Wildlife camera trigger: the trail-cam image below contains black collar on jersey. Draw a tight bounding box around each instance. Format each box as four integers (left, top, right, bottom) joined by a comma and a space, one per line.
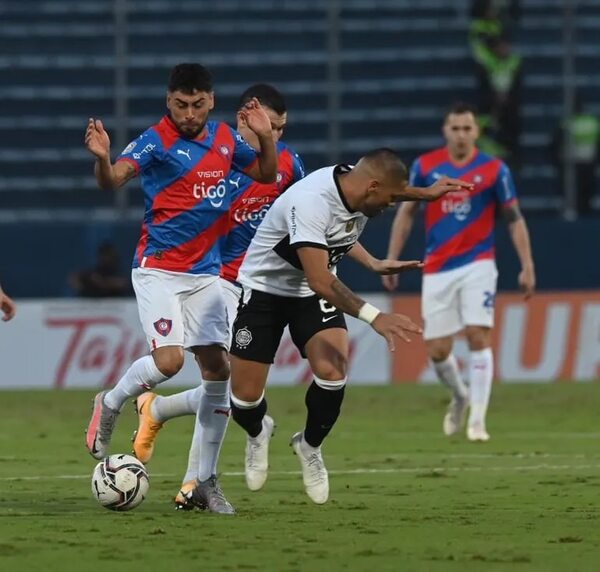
333, 164, 355, 213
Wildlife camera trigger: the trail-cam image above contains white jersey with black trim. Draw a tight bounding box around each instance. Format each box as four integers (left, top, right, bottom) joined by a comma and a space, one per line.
237, 164, 368, 297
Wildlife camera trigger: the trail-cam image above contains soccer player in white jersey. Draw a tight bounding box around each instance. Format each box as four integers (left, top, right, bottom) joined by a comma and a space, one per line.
229, 148, 472, 504
0, 282, 16, 321
383, 103, 535, 441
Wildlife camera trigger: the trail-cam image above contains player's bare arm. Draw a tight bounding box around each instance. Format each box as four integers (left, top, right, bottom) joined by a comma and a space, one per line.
85, 118, 137, 190
401, 176, 474, 201
382, 201, 421, 291
0, 283, 16, 322
503, 201, 536, 299
297, 246, 422, 351
239, 98, 277, 183
348, 242, 422, 274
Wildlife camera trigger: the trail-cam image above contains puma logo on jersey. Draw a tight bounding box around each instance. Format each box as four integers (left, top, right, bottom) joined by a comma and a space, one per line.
177, 149, 191, 160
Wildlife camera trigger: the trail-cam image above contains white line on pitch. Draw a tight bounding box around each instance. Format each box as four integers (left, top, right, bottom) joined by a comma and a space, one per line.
3, 463, 600, 482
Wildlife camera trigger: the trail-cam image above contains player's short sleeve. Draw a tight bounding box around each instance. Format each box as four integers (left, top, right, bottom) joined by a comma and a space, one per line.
116, 129, 161, 173
493, 162, 518, 206
287, 198, 329, 250
409, 158, 426, 187
291, 152, 306, 184
230, 127, 259, 173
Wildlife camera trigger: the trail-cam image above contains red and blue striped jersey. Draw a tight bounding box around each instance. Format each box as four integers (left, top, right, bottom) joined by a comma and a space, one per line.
220, 141, 305, 283
116, 115, 258, 275
410, 147, 518, 274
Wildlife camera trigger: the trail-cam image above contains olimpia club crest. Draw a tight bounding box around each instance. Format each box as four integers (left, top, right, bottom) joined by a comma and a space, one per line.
235, 326, 252, 349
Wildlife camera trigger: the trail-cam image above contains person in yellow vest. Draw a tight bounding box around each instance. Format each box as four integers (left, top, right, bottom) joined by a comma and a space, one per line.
475, 36, 522, 167
552, 98, 600, 215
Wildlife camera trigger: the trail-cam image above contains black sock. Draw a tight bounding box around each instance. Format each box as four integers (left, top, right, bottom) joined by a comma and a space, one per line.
230, 397, 267, 438
304, 380, 346, 447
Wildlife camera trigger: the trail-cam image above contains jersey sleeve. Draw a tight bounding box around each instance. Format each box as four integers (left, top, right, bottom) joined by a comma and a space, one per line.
287, 197, 329, 250
493, 162, 518, 206
229, 127, 260, 173
291, 152, 306, 184
116, 129, 161, 174
408, 158, 427, 187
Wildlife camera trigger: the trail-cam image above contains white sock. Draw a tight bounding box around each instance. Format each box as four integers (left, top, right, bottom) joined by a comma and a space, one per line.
467, 348, 494, 427
104, 355, 168, 411
151, 386, 202, 423
433, 354, 468, 400
196, 379, 231, 481
182, 385, 206, 483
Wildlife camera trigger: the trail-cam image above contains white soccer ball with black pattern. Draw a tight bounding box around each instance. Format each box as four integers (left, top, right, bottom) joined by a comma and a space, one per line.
91, 454, 149, 511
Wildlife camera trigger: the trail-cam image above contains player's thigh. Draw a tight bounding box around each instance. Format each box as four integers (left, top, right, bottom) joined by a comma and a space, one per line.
230, 289, 289, 366
131, 268, 185, 350
288, 296, 348, 379
460, 260, 498, 330
182, 277, 230, 351
422, 271, 462, 341
219, 277, 242, 335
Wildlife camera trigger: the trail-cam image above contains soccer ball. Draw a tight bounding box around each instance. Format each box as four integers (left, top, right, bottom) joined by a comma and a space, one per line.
91, 454, 149, 511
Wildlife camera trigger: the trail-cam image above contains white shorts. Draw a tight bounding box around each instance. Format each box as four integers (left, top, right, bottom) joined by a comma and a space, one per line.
422, 259, 498, 340
132, 268, 230, 351
219, 277, 242, 333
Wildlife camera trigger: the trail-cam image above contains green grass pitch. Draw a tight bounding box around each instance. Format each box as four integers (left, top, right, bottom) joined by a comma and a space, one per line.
1, 384, 599, 571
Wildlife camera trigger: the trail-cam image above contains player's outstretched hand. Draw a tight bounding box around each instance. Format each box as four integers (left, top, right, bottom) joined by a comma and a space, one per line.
372, 259, 423, 275
404, 176, 473, 201
519, 266, 535, 300
239, 98, 272, 138
0, 292, 16, 322
371, 312, 422, 352
85, 118, 111, 161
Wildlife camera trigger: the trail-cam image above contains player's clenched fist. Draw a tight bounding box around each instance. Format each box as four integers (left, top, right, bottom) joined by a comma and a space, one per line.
371, 312, 422, 351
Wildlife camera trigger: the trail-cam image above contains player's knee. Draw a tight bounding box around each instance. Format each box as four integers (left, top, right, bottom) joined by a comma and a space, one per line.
153, 348, 184, 378
427, 345, 451, 362
194, 347, 230, 381
311, 359, 348, 381
465, 327, 491, 350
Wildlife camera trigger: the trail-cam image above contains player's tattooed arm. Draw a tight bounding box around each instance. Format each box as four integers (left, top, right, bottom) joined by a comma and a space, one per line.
502, 201, 523, 224
94, 159, 137, 190
504, 201, 536, 299
328, 276, 367, 317
297, 246, 366, 316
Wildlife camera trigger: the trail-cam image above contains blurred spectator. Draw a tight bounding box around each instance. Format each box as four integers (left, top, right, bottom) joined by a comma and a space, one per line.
474, 36, 522, 167
69, 241, 130, 298
551, 98, 600, 216
0, 282, 16, 321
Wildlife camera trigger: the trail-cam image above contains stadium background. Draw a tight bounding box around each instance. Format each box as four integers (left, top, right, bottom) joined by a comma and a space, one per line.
1, 0, 599, 386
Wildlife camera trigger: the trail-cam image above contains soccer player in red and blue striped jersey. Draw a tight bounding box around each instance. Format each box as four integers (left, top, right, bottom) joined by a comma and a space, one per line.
384, 103, 535, 442
84, 64, 277, 513
130, 84, 305, 506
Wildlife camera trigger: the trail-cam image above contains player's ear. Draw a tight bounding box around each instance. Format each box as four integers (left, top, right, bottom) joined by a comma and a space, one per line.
208, 92, 215, 111
366, 179, 379, 195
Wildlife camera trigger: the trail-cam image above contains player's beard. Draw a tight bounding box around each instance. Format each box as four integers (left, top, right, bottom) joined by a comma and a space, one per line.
177, 119, 206, 139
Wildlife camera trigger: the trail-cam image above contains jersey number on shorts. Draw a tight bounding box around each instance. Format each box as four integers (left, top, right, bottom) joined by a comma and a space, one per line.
483, 291, 495, 309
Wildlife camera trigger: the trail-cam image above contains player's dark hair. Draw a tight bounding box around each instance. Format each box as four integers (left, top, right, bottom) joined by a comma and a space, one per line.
239, 84, 286, 115
444, 102, 479, 122
362, 148, 408, 182
168, 63, 213, 94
